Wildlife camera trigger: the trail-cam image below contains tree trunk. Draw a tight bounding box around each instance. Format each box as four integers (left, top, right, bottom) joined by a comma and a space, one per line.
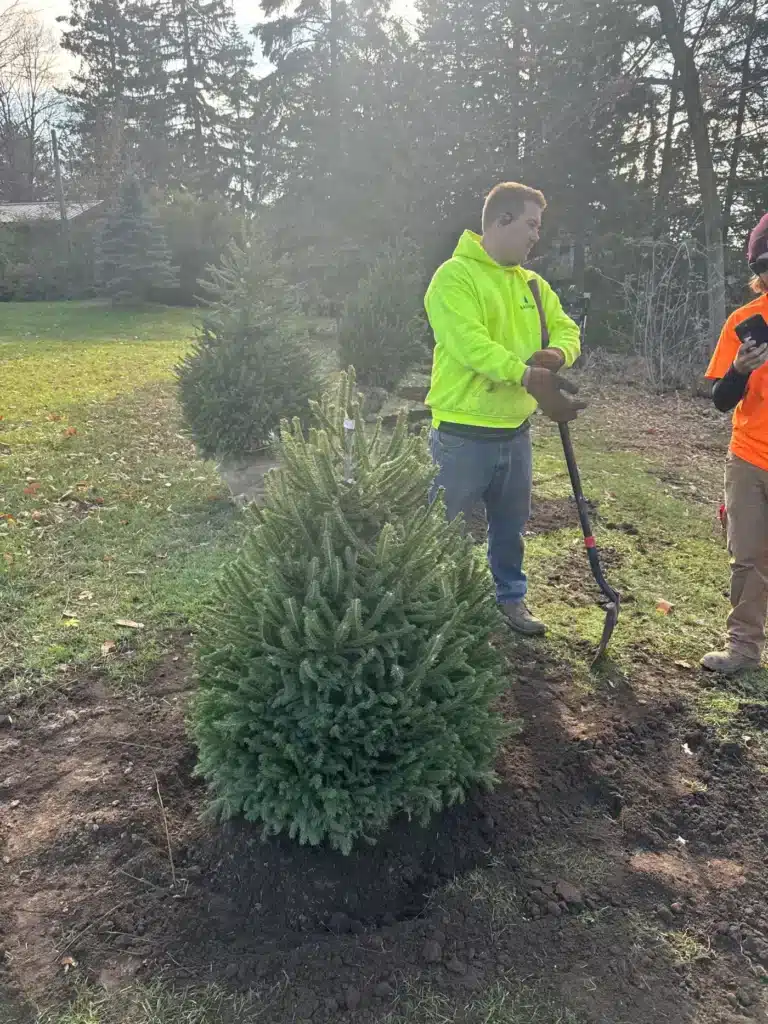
329, 0, 341, 149
655, 67, 679, 234
178, 0, 206, 184
654, 0, 725, 340
723, 0, 758, 249
642, 89, 659, 189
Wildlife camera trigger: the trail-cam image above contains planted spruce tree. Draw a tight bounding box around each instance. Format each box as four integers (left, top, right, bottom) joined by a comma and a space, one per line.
338, 239, 430, 392
191, 371, 508, 853
176, 238, 323, 499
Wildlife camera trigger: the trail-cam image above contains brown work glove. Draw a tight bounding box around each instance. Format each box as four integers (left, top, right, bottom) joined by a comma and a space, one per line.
524, 367, 587, 423
528, 348, 566, 371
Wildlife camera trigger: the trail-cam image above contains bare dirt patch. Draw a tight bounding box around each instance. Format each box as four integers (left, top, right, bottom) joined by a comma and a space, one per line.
3, 641, 768, 1022
468, 495, 599, 545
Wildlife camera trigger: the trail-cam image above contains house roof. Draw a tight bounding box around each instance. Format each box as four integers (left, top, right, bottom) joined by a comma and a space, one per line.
0, 200, 104, 224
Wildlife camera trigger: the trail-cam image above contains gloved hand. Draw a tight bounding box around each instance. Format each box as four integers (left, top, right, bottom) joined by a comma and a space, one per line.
523, 367, 587, 423
528, 348, 565, 372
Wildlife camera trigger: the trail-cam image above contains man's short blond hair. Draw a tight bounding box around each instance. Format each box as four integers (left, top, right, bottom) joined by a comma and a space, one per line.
482, 182, 547, 233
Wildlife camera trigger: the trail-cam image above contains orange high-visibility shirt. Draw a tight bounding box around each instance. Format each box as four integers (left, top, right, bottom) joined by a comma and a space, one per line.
706, 293, 768, 471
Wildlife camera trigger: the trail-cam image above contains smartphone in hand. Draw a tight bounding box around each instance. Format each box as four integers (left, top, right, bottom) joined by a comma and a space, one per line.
735, 313, 768, 347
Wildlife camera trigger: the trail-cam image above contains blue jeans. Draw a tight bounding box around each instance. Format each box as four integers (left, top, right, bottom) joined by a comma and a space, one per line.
430, 427, 532, 605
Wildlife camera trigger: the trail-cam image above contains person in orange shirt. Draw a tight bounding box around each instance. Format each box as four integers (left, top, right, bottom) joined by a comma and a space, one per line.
702, 214, 768, 674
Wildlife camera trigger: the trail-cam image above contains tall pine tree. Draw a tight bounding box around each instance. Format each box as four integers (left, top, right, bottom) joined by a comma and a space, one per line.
61, 1, 168, 196
61, 0, 256, 199
254, 0, 417, 304
158, 0, 256, 196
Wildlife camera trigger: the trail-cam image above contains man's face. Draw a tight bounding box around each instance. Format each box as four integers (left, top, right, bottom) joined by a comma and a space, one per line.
488, 201, 543, 266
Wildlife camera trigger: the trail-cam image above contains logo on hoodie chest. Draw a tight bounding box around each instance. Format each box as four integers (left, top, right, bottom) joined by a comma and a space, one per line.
483, 281, 537, 335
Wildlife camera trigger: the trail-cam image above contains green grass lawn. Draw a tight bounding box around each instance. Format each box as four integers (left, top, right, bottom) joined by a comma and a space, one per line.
3, 302, 767, 1024
0, 300, 243, 688
527, 432, 729, 669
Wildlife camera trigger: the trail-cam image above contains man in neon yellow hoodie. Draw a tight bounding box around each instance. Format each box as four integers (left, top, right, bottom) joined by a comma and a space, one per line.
425, 181, 586, 635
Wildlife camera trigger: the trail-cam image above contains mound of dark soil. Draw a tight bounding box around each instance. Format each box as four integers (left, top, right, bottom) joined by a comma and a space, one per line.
3, 642, 768, 1024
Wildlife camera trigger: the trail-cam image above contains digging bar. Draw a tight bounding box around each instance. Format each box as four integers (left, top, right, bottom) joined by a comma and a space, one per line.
558, 293, 620, 662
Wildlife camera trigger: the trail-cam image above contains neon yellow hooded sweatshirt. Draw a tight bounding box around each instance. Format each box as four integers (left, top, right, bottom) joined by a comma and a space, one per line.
424, 230, 581, 429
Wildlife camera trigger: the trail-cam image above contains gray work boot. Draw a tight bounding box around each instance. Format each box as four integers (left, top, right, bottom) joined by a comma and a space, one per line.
501, 601, 547, 636
700, 648, 761, 676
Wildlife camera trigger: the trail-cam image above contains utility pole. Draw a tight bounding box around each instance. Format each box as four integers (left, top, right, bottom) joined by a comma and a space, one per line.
51, 129, 70, 253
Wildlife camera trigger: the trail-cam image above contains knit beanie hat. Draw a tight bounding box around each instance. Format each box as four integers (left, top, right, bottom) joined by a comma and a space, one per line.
748, 214, 768, 267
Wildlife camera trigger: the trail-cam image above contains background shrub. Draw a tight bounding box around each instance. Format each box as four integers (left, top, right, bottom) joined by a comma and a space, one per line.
338, 239, 430, 391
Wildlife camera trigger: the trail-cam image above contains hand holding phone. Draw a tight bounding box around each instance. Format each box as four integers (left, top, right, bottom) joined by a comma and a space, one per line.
734, 314, 768, 374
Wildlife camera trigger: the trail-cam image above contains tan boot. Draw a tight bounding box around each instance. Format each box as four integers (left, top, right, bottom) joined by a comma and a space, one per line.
501, 601, 547, 636
700, 648, 760, 675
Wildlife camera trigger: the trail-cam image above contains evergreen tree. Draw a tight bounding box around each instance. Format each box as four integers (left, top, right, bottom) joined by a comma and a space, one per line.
158, 0, 256, 196
61, 0, 256, 198
176, 237, 323, 460
253, 0, 418, 306
196, 234, 298, 328
338, 238, 430, 390
61, 0, 168, 196
191, 371, 509, 853
98, 176, 178, 304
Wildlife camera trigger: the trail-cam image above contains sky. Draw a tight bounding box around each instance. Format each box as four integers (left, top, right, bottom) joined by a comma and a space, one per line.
28, 0, 415, 42
28, 0, 265, 31
21, 0, 284, 76
25, 0, 415, 75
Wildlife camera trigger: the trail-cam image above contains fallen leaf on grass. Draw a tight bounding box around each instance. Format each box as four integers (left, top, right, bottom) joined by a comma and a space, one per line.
101, 640, 116, 655
23, 483, 41, 496
47, 413, 62, 422
78, 590, 94, 601
115, 619, 145, 630
62, 427, 78, 438
656, 599, 674, 615
62, 609, 78, 619
60, 956, 77, 973
674, 660, 692, 670
2, 553, 12, 566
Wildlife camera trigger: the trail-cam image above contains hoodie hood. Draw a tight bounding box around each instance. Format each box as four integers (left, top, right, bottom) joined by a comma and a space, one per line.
453, 230, 527, 273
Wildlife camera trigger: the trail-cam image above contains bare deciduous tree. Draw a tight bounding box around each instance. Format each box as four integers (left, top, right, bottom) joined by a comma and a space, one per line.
0, 2, 24, 75
0, 6, 62, 201
609, 236, 711, 390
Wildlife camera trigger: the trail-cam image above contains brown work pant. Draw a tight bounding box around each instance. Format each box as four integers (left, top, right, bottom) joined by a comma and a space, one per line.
725, 454, 768, 660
